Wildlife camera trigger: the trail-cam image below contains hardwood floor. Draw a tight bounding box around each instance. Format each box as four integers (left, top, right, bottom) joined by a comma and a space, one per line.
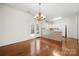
0, 37, 78, 56
62, 38, 77, 56
0, 40, 31, 56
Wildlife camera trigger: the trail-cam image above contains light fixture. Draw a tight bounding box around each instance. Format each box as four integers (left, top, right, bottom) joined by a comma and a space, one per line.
49, 17, 62, 21
34, 3, 46, 21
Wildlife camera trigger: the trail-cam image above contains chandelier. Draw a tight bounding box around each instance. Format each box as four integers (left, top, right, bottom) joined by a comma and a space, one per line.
34, 3, 46, 21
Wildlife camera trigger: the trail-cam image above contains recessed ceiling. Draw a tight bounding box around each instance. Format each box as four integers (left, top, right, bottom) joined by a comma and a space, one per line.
3, 3, 79, 20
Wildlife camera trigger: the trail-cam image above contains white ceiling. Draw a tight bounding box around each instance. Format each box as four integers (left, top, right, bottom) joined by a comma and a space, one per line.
3, 3, 79, 20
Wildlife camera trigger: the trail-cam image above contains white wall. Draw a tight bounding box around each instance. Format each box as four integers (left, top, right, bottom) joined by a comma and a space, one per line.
0, 4, 35, 46
53, 16, 78, 39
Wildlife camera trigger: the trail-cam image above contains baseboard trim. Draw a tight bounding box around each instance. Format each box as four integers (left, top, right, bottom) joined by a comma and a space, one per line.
62, 36, 79, 40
